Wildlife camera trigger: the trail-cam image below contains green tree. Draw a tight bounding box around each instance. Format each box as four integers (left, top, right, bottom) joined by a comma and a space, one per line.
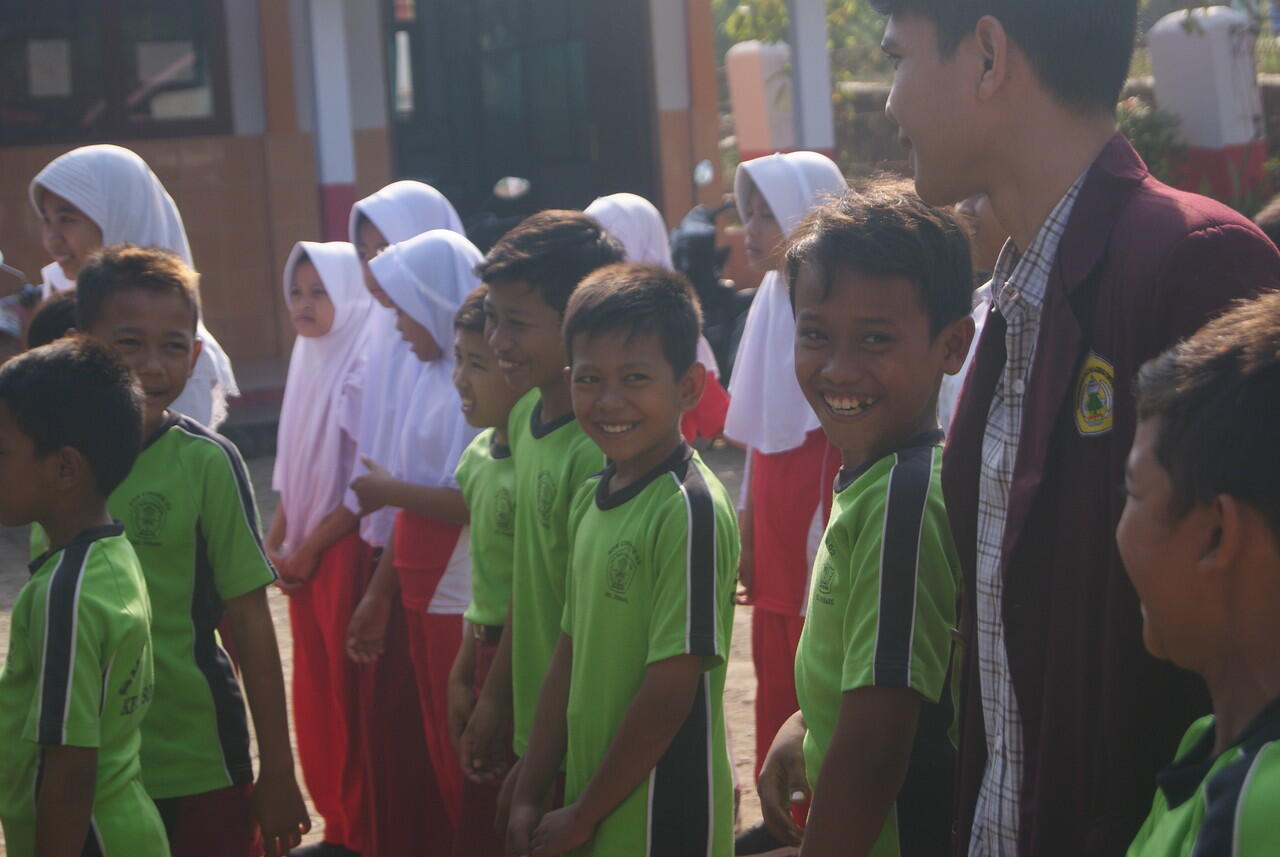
713, 0, 894, 83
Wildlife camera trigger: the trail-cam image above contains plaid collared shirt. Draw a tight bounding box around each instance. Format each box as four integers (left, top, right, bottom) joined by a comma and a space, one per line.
968, 175, 1085, 857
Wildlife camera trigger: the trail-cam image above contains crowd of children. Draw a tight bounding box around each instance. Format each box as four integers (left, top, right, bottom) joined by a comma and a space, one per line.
7, 2, 1280, 857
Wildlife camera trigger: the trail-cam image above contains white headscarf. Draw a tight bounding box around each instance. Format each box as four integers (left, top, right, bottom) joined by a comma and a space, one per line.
725, 152, 847, 453
585, 192, 721, 375
29, 144, 240, 427
344, 182, 466, 546
370, 229, 482, 489
273, 242, 374, 549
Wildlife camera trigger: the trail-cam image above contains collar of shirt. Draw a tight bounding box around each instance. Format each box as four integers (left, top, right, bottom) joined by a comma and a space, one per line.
990, 172, 1088, 319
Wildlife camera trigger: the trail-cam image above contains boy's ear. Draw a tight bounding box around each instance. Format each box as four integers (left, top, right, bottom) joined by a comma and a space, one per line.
189, 336, 204, 378
1201, 494, 1245, 582
973, 15, 1012, 103
49, 446, 89, 493
939, 314, 976, 376
677, 360, 707, 415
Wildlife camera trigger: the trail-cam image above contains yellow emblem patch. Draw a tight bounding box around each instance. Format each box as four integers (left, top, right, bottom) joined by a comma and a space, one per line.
1074, 352, 1115, 436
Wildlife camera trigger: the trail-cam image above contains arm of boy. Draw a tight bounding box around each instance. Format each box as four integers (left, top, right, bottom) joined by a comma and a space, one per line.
447, 626, 478, 751
346, 539, 399, 663
530, 653, 705, 857
508, 633, 573, 857
35, 745, 97, 857
798, 687, 920, 857
759, 710, 811, 845
351, 456, 470, 523
223, 589, 311, 856
459, 605, 515, 783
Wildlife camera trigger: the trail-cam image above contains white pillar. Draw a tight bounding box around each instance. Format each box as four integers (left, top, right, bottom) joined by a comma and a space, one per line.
307, 0, 357, 238
786, 0, 835, 153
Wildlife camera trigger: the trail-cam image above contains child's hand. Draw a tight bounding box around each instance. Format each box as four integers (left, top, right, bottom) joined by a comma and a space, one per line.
350, 456, 394, 515
736, 519, 755, 605
251, 768, 311, 857
284, 546, 320, 584
759, 711, 809, 846
531, 803, 592, 857
447, 671, 477, 752
495, 758, 523, 841
460, 693, 512, 782
346, 593, 391, 663
505, 798, 540, 857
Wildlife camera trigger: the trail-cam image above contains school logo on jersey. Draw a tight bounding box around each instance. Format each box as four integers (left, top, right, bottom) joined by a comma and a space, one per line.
604, 540, 640, 602
1074, 352, 1115, 437
129, 492, 170, 543
815, 558, 837, 606
494, 487, 515, 536
536, 472, 557, 527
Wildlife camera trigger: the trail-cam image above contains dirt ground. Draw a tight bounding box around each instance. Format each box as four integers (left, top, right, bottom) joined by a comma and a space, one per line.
0, 442, 768, 855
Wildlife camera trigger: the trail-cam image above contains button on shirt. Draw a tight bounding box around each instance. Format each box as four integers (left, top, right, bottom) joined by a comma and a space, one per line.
968, 175, 1085, 857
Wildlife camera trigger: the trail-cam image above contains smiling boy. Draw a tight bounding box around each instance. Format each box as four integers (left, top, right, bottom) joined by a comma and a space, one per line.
507, 263, 739, 857
757, 187, 974, 857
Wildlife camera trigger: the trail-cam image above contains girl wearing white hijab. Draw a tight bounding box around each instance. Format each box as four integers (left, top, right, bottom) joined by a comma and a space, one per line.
29, 144, 239, 427
340, 181, 468, 857
584, 192, 731, 441
265, 242, 372, 857
726, 152, 848, 794
348, 230, 482, 841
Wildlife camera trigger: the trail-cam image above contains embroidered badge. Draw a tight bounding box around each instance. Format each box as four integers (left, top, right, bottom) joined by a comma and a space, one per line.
604, 541, 640, 602
1074, 352, 1115, 436
535, 471, 556, 527
129, 492, 170, 542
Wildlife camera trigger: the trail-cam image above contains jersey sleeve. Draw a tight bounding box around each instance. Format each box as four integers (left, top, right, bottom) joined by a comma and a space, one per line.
560, 478, 597, 637
646, 485, 724, 668
1232, 742, 1280, 855
22, 565, 110, 748
198, 437, 278, 599
840, 453, 957, 702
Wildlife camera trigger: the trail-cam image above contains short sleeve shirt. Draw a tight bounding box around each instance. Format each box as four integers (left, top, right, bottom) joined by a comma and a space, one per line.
0, 526, 168, 856
109, 413, 277, 798
506, 390, 606, 754
454, 429, 516, 627
1128, 700, 1280, 857
561, 445, 739, 857
794, 431, 961, 857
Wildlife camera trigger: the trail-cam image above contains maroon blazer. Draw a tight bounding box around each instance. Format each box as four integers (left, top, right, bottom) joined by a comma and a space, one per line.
944, 134, 1280, 857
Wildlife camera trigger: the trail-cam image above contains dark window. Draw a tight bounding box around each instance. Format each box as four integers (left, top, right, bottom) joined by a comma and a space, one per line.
0, 0, 231, 145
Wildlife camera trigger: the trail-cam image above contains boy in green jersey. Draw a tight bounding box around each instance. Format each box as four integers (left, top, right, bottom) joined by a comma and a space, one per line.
0, 337, 168, 857
1119, 291, 1280, 857
447, 283, 529, 856
758, 186, 976, 857
74, 246, 310, 857
508, 264, 739, 857
459, 212, 623, 787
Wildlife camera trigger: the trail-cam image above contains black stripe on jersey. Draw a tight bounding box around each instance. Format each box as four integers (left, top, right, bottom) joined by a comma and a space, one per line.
192, 524, 254, 786
677, 457, 718, 658
873, 445, 934, 688
649, 673, 713, 857
38, 541, 92, 745
172, 418, 274, 576
82, 820, 105, 857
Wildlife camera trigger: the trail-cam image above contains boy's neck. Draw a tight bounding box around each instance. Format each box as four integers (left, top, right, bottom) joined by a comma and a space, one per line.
493, 425, 510, 447
143, 408, 172, 442
840, 410, 940, 472
609, 431, 684, 493
1203, 636, 1280, 755
537, 380, 574, 424
41, 501, 115, 557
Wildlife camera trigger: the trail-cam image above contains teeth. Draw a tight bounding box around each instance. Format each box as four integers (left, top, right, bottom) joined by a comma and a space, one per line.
823, 394, 877, 415
599, 423, 633, 434
497, 360, 519, 371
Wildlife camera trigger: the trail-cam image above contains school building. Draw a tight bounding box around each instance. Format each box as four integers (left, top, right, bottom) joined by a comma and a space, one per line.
0, 0, 730, 397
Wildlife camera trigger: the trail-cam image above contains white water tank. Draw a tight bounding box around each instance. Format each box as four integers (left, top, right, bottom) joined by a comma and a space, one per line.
1148, 6, 1264, 148
725, 40, 795, 159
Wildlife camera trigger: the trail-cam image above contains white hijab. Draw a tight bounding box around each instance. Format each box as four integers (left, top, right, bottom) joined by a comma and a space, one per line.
29, 144, 239, 427
344, 181, 466, 545
273, 242, 374, 548
585, 192, 720, 375
371, 230, 482, 489
725, 152, 847, 453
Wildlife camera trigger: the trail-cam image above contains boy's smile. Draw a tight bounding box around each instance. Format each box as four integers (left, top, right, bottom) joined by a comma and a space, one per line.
793, 263, 968, 469
569, 328, 703, 487
484, 278, 569, 394
84, 288, 201, 434
453, 327, 527, 430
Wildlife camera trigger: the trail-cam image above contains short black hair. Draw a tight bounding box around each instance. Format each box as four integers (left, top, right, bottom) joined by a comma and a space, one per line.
1136, 290, 1280, 542
785, 183, 974, 337
870, 0, 1138, 114
25, 291, 77, 350
0, 336, 144, 495
474, 210, 625, 314
1254, 195, 1280, 251
76, 244, 201, 333
563, 263, 703, 377
454, 283, 489, 334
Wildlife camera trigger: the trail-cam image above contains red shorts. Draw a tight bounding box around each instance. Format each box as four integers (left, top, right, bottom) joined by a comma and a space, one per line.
153, 783, 261, 857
